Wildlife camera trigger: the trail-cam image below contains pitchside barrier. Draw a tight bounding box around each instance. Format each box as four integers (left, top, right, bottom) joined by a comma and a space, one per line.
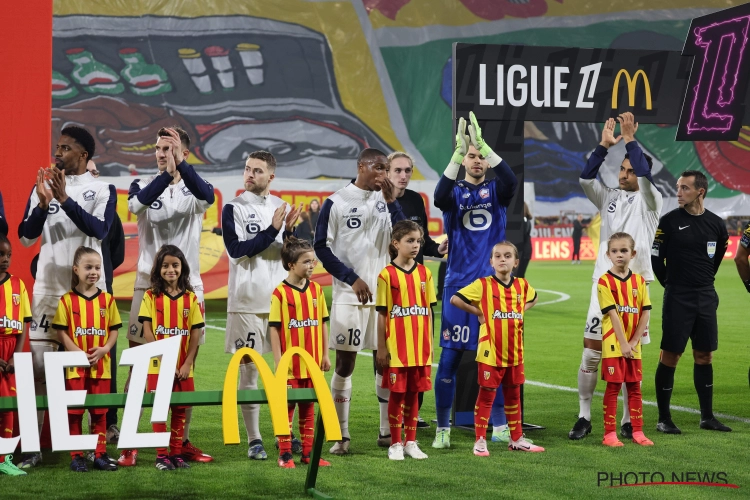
0, 341, 341, 500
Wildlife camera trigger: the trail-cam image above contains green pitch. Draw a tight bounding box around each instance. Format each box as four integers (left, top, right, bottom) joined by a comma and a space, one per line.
8, 261, 749, 499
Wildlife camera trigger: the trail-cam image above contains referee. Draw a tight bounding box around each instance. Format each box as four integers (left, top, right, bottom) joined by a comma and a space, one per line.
651, 170, 730, 434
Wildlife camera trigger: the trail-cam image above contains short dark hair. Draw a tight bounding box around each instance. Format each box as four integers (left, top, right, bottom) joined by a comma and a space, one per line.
623, 152, 653, 171
358, 148, 387, 164
281, 236, 314, 270
680, 170, 709, 198
61, 126, 95, 161
247, 150, 277, 172
157, 126, 190, 150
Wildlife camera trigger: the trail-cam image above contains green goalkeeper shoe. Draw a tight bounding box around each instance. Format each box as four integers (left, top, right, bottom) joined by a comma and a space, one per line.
0, 456, 26, 476
432, 428, 451, 449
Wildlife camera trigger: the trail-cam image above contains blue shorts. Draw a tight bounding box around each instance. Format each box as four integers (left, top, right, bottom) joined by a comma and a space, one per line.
439, 286, 480, 350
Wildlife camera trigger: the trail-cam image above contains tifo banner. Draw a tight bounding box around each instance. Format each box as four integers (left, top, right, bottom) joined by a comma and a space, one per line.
106, 178, 440, 299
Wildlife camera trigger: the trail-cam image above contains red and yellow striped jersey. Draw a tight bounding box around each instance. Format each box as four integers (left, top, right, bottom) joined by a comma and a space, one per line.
138, 289, 204, 377
457, 276, 536, 368
51, 289, 122, 379
0, 274, 31, 335
269, 279, 329, 379
376, 263, 437, 368
598, 271, 651, 359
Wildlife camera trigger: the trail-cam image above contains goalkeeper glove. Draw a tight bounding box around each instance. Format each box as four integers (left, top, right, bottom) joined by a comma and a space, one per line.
468, 111, 502, 167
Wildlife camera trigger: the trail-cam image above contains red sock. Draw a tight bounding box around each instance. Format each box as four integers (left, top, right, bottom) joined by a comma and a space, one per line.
0, 408, 13, 461
68, 413, 83, 459
299, 402, 315, 456
403, 392, 419, 443
92, 412, 107, 456
170, 407, 186, 456
604, 382, 620, 434
502, 384, 522, 441
626, 381, 643, 432
279, 404, 295, 455
474, 388, 496, 440
388, 391, 406, 445
153, 419, 168, 456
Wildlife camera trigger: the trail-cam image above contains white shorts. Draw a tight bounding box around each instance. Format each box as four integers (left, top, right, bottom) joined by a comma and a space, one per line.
30, 341, 59, 386
584, 281, 650, 344
225, 313, 270, 355
127, 288, 206, 346
328, 304, 377, 352
29, 294, 61, 342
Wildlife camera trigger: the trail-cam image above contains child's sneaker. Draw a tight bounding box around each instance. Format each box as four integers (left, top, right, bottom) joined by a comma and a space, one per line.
473, 437, 489, 457
388, 442, 404, 461
432, 428, 451, 449
278, 452, 295, 468
0, 455, 26, 476
632, 431, 654, 446
602, 432, 624, 447
170, 455, 190, 468
403, 441, 428, 459
508, 436, 545, 452
70, 454, 88, 472
182, 440, 213, 462
117, 449, 137, 467
93, 453, 118, 471
155, 455, 175, 471
301, 455, 331, 467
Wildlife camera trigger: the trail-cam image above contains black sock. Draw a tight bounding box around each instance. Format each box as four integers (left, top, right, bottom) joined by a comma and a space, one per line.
418, 391, 424, 410
655, 362, 676, 421
694, 363, 714, 420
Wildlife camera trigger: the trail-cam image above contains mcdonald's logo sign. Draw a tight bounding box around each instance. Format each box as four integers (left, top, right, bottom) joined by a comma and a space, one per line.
221, 347, 341, 444
612, 69, 652, 110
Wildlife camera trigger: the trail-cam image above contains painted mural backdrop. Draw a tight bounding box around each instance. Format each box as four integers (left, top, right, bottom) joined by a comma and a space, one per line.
50, 1, 750, 297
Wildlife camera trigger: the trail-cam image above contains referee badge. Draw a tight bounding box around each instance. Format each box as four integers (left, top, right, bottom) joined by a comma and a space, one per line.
484, 371, 491, 380
11, 294, 19, 306
390, 373, 397, 385
707, 241, 717, 258
608, 367, 615, 375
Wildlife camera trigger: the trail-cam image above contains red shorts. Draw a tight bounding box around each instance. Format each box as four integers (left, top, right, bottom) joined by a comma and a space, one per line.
0, 336, 17, 398
382, 366, 432, 393
65, 377, 110, 415
287, 378, 314, 390
477, 362, 525, 389
602, 357, 642, 383
146, 374, 195, 394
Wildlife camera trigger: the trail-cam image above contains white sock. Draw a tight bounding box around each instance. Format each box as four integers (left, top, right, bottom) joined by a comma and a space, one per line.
375, 373, 390, 436
492, 424, 508, 435
331, 372, 352, 440
183, 406, 193, 441
239, 362, 261, 443
578, 348, 601, 421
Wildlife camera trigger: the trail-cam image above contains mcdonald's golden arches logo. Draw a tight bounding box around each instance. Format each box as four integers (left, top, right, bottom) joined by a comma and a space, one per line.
612, 69, 652, 110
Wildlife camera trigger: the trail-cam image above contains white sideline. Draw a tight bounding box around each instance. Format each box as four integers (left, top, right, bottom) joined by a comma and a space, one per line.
203, 287, 750, 425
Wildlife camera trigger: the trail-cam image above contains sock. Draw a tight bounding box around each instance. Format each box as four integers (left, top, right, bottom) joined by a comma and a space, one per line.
403, 392, 419, 443
654, 362, 676, 421
330, 372, 352, 440
473, 388, 495, 440
418, 391, 424, 411
153, 412, 169, 456
603, 382, 620, 435
68, 413, 83, 459
578, 348, 601, 421
625, 381, 643, 432
503, 385, 522, 442
0, 408, 11, 462
299, 402, 315, 456
694, 363, 714, 420
170, 407, 187, 456
183, 406, 193, 442
375, 373, 390, 436
279, 404, 295, 455
620, 383, 631, 425
92, 413, 107, 456
491, 387, 507, 430
388, 391, 406, 445
435, 348, 462, 428
239, 362, 261, 443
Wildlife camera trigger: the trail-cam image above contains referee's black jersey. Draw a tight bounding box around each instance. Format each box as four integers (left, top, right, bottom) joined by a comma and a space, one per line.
651, 207, 728, 288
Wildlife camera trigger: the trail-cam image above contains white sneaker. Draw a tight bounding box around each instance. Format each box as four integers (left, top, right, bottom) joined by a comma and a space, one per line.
508, 436, 545, 452
329, 438, 350, 455
403, 441, 428, 459
432, 428, 451, 449
473, 437, 489, 457
388, 443, 404, 461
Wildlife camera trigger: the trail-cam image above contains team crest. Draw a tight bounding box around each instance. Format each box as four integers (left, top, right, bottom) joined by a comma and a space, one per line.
707, 241, 717, 258
11, 294, 20, 306
100, 308, 106, 317
181, 186, 191, 196
483, 371, 491, 380
390, 373, 397, 385
183, 309, 189, 318
336, 334, 346, 344
442, 329, 450, 341
376, 201, 386, 213
421, 282, 426, 293
608, 367, 615, 375
479, 188, 489, 199
82, 190, 96, 201
516, 294, 521, 302
234, 338, 245, 350
312, 299, 318, 308
30, 320, 37, 331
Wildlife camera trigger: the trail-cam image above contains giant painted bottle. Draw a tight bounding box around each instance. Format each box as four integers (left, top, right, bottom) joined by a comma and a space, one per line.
65, 48, 124, 94
119, 48, 172, 96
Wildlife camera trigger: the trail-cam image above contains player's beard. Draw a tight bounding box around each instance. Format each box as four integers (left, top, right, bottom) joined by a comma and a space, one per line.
247, 179, 268, 195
